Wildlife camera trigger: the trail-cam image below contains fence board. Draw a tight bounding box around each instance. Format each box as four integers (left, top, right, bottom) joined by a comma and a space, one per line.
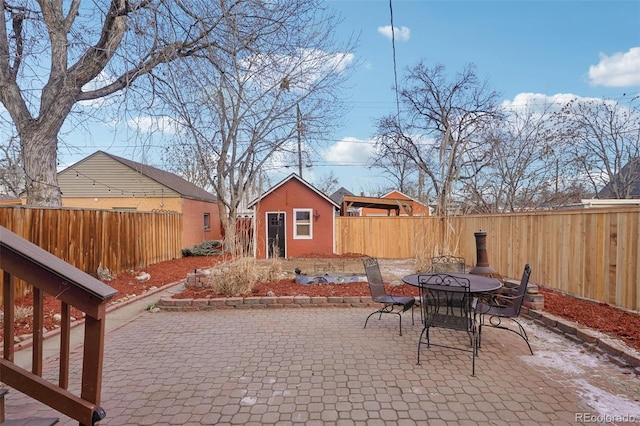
0, 206, 182, 303
336, 208, 640, 311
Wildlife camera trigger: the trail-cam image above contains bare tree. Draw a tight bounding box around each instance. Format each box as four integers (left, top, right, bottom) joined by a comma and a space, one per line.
0, 0, 277, 206
153, 0, 355, 250
553, 96, 640, 198
373, 63, 503, 216
370, 140, 421, 197
462, 102, 585, 212
315, 171, 340, 196
160, 142, 212, 193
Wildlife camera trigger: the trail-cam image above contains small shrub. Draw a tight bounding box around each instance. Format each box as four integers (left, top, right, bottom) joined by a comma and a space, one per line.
208, 257, 260, 295
182, 240, 223, 257
207, 256, 284, 296
263, 257, 283, 282
0, 306, 34, 322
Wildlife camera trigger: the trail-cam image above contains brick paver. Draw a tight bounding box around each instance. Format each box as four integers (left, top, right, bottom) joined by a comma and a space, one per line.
4, 307, 640, 425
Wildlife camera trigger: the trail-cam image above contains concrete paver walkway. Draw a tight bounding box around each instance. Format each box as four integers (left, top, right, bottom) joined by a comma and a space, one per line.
4, 305, 640, 425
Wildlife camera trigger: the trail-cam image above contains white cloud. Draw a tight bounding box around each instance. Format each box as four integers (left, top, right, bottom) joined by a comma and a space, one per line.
588, 47, 640, 87
502, 92, 575, 111
377, 25, 410, 42
126, 116, 177, 135
323, 137, 376, 165
242, 48, 354, 92
501, 92, 608, 113
79, 71, 123, 108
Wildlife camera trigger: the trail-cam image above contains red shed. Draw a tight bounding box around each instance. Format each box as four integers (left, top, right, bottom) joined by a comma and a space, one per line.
249, 174, 340, 259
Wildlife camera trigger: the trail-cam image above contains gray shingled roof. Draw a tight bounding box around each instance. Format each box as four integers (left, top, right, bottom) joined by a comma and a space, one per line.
100, 151, 216, 202
597, 157, 640, 199
330, 187, 354, 205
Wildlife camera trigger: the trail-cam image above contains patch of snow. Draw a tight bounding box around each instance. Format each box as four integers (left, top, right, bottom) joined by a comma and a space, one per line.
525, 349, 601, 375
524, 326, 604, 374
523, 322, 640, 421
240, 396, 257, 406
572, 378, 640, 420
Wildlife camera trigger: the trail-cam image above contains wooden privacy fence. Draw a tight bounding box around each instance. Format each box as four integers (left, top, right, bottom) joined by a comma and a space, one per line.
336, 207, 640, 311
0, 206, 182, 301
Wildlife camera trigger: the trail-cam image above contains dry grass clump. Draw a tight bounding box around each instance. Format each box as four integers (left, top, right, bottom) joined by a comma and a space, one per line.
414, 254, 431, 273
208, 256, 284, 296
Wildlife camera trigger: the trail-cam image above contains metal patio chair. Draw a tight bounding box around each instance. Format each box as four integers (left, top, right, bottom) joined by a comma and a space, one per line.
475, 264, 534, 355
430, 254, 466, 273
413, 255, 466, 323
362, 257, 415, 336
417, 273, 479, 376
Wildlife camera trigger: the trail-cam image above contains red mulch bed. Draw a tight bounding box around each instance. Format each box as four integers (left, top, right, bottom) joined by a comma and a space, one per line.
3, 256, 221, 342
3, 255, 639, 353
539, 287, 640, 352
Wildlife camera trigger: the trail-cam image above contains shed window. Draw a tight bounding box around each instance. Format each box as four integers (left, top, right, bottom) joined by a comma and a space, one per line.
294, 209, 312, 239
204, 213, 211, 230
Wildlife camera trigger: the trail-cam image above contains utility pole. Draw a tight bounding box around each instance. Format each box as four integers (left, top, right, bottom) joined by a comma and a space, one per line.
297, 103, 303, 178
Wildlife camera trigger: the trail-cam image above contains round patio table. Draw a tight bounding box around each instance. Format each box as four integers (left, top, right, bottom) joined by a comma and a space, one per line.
402, 273, 502, 293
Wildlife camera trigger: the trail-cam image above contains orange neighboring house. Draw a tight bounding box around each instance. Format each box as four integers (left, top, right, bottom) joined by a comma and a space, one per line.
360, 190, 431, 216
57, 150, 222, 249
249, 174, 339, 259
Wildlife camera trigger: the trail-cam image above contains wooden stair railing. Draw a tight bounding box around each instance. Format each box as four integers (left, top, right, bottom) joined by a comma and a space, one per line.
0, 226, 117, 425
1, 388, 60, 425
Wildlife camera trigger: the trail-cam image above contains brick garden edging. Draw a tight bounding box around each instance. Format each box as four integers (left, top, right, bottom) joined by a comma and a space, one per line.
158, 294, 380, 311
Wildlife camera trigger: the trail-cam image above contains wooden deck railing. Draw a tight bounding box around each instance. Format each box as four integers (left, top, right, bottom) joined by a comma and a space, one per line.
0, 225, 117, 425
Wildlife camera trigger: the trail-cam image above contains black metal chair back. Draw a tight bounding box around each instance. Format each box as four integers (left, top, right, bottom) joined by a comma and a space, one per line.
475, 264, 533, 355
362, 257, 415, 336
363, 257, 387, 302
507, 263, 531, 316
430, 255, 466, 273
417, 273, 478, 375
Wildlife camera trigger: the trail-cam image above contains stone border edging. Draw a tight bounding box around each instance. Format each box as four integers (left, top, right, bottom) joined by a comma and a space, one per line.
158, 294, 640, 373
523, 308, 640, 373
158, 294, 380, 310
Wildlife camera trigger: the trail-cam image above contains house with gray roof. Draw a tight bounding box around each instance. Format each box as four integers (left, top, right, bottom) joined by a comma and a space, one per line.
597, 157, 640, 199
58, 151, 221, 248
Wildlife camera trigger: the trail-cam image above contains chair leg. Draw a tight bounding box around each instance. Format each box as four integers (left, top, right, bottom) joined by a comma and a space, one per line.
480, 315, 534, 355
471, 333, 477, 376
417, 326, 428, 365
364, 307, 405, 336
364, 309, 382, 329
511, 318, 534, 355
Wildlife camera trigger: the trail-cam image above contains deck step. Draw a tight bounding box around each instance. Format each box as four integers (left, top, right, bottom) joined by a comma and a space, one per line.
0, 419, 59, 426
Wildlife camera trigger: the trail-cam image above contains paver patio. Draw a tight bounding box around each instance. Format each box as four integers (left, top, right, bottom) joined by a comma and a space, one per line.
3, 304, 640, 425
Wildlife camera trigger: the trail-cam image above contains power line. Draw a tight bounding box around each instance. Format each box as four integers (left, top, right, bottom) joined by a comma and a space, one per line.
389, 0, 401, 121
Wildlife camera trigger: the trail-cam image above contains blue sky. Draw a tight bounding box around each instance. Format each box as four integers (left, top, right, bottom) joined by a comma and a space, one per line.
307, 0, 640, 193
56, 0, 640, 195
